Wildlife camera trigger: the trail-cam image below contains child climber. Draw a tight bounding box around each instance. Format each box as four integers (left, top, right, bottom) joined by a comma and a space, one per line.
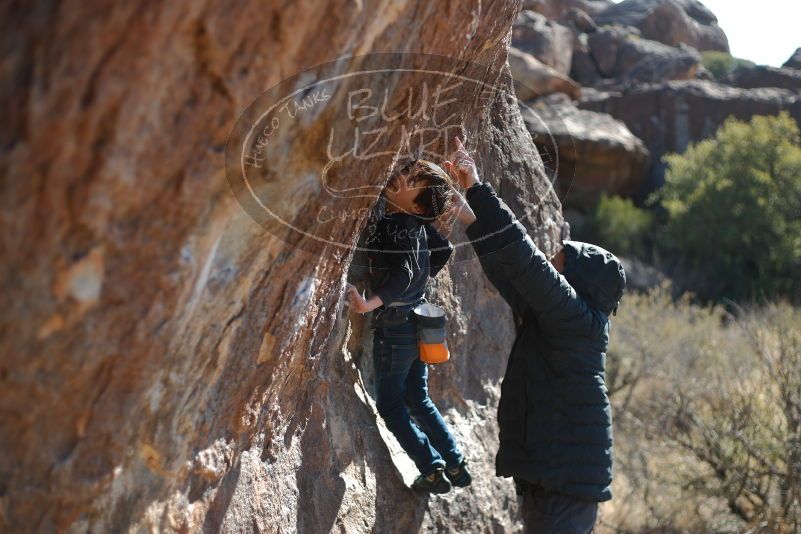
346, 159, 473, 494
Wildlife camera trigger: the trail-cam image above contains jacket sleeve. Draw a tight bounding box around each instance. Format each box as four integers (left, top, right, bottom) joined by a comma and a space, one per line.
464, 182, 600, 336
425, 223, 453, 278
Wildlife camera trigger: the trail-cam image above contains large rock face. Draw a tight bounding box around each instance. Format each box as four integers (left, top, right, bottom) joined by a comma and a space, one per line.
513, 10, 575, 75
509, 46, 582, 100
0, 1, 567, 532
521, 95, 650, 209
593, 0, 729, 52
587, 25, 700, 85
580, 80, 801, 196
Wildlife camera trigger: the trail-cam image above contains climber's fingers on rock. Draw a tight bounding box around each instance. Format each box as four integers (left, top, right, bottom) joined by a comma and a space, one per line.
443, 160, 456, 179
449, 138, 474, 174
447, 138, 465, 165
454, 137, 473, 160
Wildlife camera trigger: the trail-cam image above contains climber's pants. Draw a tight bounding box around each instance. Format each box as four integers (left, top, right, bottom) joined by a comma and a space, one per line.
519, 481, 598, 534
372, 318, 463, 476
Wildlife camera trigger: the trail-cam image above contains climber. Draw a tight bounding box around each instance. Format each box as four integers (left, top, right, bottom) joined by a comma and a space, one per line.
345, 159, 474, 494
444, 137, 625, 533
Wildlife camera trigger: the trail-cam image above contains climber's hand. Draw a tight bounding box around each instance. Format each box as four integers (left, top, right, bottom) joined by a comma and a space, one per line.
346, 284, 366, 312
346, 284, 381, 314
444, 137, 480, 189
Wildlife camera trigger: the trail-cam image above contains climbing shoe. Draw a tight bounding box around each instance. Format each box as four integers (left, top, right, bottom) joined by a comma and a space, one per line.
411, 468, 451, 494
445, 459, 472, 488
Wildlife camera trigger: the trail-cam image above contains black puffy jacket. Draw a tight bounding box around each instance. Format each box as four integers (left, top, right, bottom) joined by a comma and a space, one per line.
465, 182, 626, 502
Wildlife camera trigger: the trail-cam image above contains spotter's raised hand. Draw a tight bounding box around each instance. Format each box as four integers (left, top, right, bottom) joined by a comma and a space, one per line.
443, 137, 480, 189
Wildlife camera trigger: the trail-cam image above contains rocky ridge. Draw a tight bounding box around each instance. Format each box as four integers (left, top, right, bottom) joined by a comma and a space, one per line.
510, 0, 801, 206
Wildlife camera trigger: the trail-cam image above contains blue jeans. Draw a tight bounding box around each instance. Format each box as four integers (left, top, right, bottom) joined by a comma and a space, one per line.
372, 318, 464, 476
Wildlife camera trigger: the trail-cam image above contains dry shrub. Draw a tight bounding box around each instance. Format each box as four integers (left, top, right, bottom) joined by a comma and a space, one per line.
600, 285, 801, 534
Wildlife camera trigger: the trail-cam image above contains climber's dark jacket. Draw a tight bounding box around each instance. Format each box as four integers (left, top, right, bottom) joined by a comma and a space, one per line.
464, 182, 626, 502
348, 194, 453, 326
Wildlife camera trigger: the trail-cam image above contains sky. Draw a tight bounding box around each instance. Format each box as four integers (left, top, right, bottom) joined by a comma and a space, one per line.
611, 0, 800, 67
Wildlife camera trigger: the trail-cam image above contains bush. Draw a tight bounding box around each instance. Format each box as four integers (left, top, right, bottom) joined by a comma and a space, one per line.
701, 51, 755, 80
606, 286, 801, 533
670, 302, 801, 533
585, 193, 653, 258
652, 112, 801, 303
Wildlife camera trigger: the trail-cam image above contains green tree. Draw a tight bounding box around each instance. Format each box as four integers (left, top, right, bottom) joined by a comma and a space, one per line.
587, 193, 652, 258
701, 50, 755, 80
654, 112, 801, 302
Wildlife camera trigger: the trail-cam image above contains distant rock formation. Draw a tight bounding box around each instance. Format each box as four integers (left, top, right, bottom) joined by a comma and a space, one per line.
521, 95, 650, 209
784, 47, 801, 70
580, 80, 801, 195
585, 25, 700, 85
724, 64, 801, 91
593, 0, 729, 52
523, 0, 616, 21
513, 10, 576, 75
509, 46, 582, 100
507, 0, 799, 207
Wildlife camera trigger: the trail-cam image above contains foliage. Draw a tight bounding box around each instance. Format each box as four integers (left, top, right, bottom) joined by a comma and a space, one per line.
586, 193, 653, 258
701, 51, 755, 80
652, 112, 801, 303
605, 286, 801, 534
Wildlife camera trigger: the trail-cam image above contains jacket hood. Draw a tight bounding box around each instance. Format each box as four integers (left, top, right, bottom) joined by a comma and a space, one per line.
561, 240, 626, 316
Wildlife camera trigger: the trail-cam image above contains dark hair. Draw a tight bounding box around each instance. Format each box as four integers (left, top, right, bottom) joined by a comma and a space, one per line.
408, 160, 454, 221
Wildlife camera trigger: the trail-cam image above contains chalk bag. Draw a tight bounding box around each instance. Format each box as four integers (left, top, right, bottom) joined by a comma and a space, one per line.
412, 303, 450, 364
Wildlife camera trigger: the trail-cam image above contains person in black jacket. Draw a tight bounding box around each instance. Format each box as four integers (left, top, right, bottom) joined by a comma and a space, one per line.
346, 160, 473, 494
444, 138, 626, 533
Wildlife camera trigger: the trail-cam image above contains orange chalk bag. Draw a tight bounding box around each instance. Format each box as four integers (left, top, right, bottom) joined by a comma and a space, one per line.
412, 303, 450, 364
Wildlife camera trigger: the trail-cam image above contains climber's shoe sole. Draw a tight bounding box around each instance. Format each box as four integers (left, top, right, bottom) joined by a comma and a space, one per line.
411, 468, 451, 494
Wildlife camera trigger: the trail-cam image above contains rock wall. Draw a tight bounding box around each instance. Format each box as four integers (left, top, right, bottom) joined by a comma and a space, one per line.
0, 1, 566, 532
521, 94, 650, 209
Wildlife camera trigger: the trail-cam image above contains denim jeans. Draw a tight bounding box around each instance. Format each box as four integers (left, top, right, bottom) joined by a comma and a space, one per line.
372, 317, 463, 476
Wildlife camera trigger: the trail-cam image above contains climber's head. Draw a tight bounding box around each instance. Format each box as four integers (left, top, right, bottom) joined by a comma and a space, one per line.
384, 159, 454, 221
